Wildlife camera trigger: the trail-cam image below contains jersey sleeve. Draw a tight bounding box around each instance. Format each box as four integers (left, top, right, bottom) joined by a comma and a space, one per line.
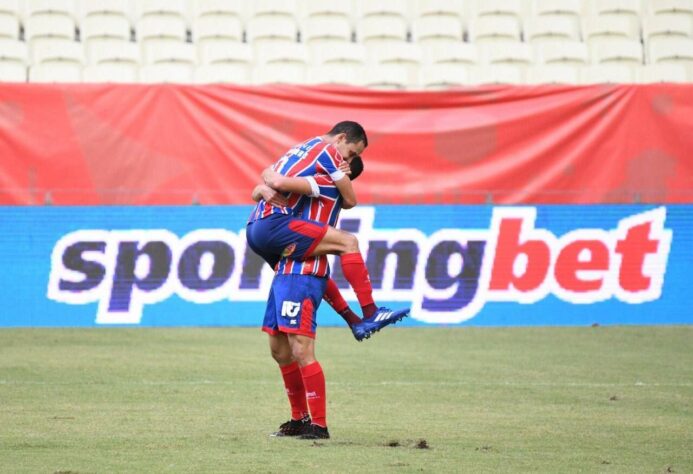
316, 145, 345, 182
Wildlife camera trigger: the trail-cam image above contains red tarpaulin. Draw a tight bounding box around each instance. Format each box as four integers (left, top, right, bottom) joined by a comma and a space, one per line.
0, 83, 691, 205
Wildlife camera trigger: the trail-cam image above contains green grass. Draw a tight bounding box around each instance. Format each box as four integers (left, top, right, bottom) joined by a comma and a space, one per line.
0, 326, 691, 473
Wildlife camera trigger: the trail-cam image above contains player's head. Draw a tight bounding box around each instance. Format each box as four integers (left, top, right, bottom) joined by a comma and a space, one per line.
349, 155, 364, 180
325, 121, 368, 160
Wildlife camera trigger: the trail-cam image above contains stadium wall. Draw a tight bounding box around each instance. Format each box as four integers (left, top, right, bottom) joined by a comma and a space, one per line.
1, 83, 692, 205
1, 204, 690, 328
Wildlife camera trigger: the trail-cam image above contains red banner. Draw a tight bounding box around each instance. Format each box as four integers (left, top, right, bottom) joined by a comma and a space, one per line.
0, 83, 691, 205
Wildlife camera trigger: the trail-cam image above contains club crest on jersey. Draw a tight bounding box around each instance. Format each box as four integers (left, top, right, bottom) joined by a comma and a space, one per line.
282, 243, 297, 257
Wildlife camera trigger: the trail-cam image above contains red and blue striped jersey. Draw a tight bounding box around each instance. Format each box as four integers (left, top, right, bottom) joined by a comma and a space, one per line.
249, 137, 345, 223
274, 175, 343, 278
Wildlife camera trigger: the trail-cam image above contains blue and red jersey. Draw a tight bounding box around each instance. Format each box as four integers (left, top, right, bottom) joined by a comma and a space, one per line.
274, 174, 343, 278
249, 137, 345, 223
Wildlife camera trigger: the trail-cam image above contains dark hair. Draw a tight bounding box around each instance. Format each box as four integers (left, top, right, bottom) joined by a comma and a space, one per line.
327, 121, 368, 147
349, 156, 364, 181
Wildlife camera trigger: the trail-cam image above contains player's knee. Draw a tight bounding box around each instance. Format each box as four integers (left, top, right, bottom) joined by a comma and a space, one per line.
342, 232, 359, 254
270, 346, 292, 365
290, 344, 314, 366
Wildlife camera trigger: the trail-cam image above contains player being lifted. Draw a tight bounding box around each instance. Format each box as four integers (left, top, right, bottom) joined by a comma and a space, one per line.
246, 121, 410, 337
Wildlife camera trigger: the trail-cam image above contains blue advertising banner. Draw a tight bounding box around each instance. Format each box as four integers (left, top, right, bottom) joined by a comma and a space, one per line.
0, 205, 690, 327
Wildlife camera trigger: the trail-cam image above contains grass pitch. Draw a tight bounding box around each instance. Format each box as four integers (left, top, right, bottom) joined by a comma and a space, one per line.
0, 326, 691, 473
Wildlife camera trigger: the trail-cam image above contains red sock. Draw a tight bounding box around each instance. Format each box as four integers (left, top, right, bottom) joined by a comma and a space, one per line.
279, 362, 308, 421
300, 361, 327, 428
324, 278, 361, 327
340, 252, 377, 318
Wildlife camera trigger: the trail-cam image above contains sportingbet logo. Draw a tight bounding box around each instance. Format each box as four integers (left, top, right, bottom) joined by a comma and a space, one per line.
47, 207, 672, 325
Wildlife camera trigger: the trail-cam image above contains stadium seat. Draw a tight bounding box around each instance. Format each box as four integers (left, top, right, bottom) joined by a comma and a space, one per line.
24, 13, 76, 44
32, 38, 83, 65
583, 14, 640, 44
534, 41, 589, 65
192, 15, 244, 46
485, 42, 533, 67
422, 42, 478, 65
412, 16, 464, 45
301, 16, 352, 46
198, 41, 252, 65
357, 0, 410, 20
0, 60, 26, 81
251, 0, 297, 19
591, 39, 643, 65
593, 0, 642, 18
193, 0, 246, 20
29, 62, 82, 82
0, 0, 22, 20
311, 42, 367, 65
525, 15, 581, 43
252, 63, 307, 84
533, 0, 582, 18
246, 15, 298, 48
474, 0, 526, 21
26, 0, 77, 19
650, 0, 693, 16
368, 42, 421, 85
300, 0, 352, 21
88, 39, 139, 65
306, 63, 364, 86
580, 64, 636, 83
469, 16, 521, 43
137, 16, 187, 63
413, 0, 466, 21
193, 63, 251, 84
138, 0, 187, 21
82, 62, 138, 82
649, 37, 693, 64
81, 14, 131, 43
419, 63, 469, 88
145, 42, 196, 65
139, 63, 193, 83
638, 63, 690, 82
360, 63, 411, 89
81, 0, 130, 19
256, 42, 309, 66
356, 15, 408, 44
0, 12, 19, 39
526, 64, 580, 83
467, 65, 525, 84
643, 14, 693, 41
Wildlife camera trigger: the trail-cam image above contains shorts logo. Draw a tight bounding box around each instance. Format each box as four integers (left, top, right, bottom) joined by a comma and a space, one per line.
281, 243, 297, 257
281, 301, 301, 318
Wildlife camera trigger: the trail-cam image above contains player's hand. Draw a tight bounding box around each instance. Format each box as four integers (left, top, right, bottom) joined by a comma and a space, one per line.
260, 185, 288, 207
339, 159, 352, 177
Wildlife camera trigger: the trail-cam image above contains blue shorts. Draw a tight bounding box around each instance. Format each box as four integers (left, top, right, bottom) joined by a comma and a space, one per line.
246, 214, 328, 268
262, 274, 327, 339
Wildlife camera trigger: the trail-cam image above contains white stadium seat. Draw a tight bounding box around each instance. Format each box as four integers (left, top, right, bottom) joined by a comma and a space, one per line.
643, 14, 693, 41
81, 0, 130, 19
32, 38, 83, 65
475, 0, 526, 21
194, 63, 251, 84
137, 15, 186, 42
300, 0, 352, 21
638, 63, 690, 82
593, 0, 642, 18
306, 63, 364, 87
89, 40, 139, 65
467, 65, 525, 84
139, 63, 193, 83
533, 0, 582, 18
0, 12, 19, 39
526, 64, 580, 83
311, 42, 367, 65
246, 15, 298, 47
82, 62, 138, 82
649, 37, 693, 64
423, 42, 478, 65
193, 0, 246, 20
198, 41, 252, 65
534, 41, 589, 65
29, 62, 82, 82
412, 16, 464, 45
82, 14, 131, 42
256, 43, 309, 66
24, 13, 75, 43
486, 42, 533, 66
583, 14, 639, 43
251, 0, 297, 19
591, 39, 643, 65
252, 63, 307, 85
414, 0, 466, 21
0, 60, 26, 81
580, 64, 636, 83
0, 0, 22, 19
26, 0, 76, 18
369, 42, 422, 66
138, 0, 187, 20
192, 15, 243, 45
360, 63, 411, 89
356, 15, 408, 44
650, 0, 693, 16
469, 16, 521, 43
525, 15, 581, 43
301, 16, 352, 45
145, 42, 196, 65
419, 63, 469, 88
357, 0, 410, 20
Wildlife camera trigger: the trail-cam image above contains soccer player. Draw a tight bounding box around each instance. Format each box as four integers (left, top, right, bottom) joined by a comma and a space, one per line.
246, 121, 409, 327
256, 158, 407, 440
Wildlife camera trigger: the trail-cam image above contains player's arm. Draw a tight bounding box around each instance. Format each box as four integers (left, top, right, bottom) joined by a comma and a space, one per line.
262, 167, 321, 197
334, 176, 357, 209
251, 184, 289, 206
